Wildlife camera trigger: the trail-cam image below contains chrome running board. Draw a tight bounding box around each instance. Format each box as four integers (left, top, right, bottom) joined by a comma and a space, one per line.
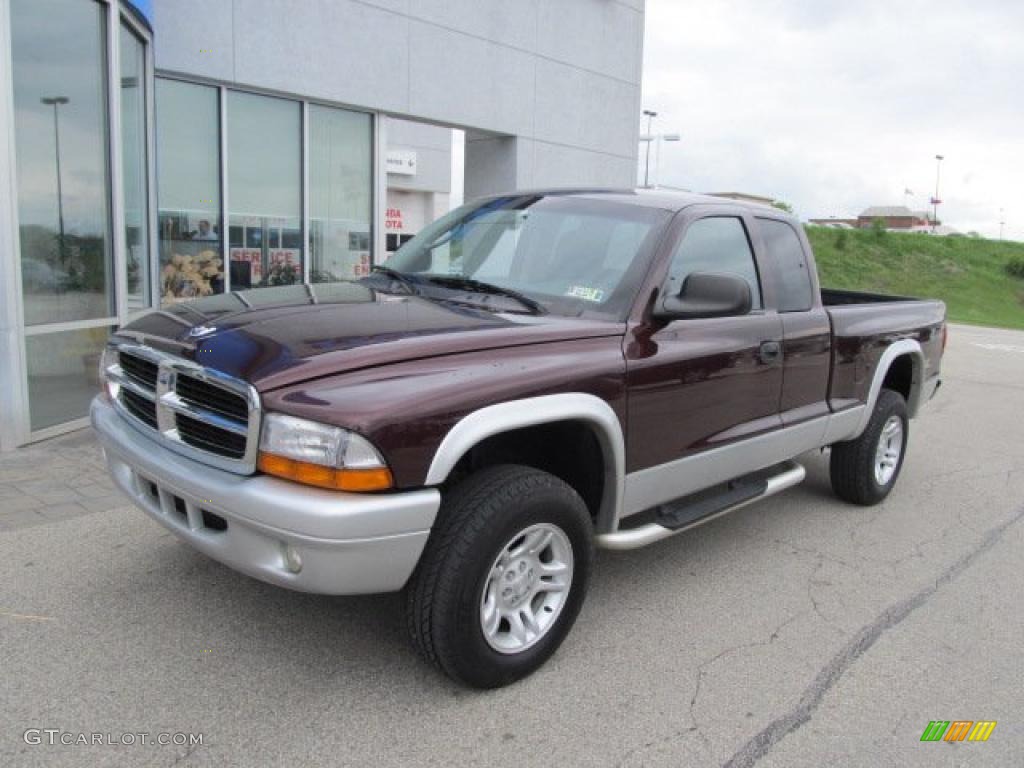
596, 461, 806, 551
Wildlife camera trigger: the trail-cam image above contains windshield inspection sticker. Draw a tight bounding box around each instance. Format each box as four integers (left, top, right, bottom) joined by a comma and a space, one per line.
565, 285, 605, 303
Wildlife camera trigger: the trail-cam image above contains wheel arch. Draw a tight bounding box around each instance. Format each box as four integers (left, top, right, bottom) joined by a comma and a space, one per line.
424, 394, 625, 534
852, 339, 925, 438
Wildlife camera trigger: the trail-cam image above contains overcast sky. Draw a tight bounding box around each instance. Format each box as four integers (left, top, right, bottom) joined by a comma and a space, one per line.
640, 0, 1022, 239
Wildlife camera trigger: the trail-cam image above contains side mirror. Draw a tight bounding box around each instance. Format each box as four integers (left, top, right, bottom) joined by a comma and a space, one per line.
654, 271, 752, 320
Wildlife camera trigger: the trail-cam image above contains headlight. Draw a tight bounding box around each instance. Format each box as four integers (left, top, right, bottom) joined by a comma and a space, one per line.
257, 413, 393, 492
99, 346, 119, 401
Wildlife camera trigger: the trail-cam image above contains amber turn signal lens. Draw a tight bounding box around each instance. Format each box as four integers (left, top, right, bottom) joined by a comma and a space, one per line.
257, 453, 393, 492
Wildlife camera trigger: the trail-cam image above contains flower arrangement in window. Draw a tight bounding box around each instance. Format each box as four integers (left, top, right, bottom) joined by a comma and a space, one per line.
265, 262, 299, 286
161, 250, 223, 302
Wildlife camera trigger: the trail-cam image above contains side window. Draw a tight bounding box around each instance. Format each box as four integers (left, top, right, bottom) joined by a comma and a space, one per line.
757, 218, 813, 312
667, 217, 762, 309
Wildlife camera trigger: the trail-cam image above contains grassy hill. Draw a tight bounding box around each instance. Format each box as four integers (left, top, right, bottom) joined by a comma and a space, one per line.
806, 226, 1024, 330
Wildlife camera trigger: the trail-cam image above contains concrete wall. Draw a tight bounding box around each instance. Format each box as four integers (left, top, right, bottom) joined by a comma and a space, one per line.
152, 0, 645, 197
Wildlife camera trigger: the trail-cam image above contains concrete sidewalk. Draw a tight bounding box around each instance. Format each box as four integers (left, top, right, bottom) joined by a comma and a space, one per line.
0, 428, 124, 531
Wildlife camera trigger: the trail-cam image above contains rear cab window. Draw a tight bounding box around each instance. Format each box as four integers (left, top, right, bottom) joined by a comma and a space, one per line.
757, 218, 814, 312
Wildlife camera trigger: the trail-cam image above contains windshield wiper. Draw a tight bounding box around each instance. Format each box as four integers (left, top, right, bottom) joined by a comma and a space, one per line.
370, 265, 420, 295
421, 274, 547, 315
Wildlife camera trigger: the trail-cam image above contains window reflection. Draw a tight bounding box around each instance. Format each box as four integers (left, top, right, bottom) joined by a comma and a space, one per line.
155, 78, 223, 303
227, 91, 302, 288
120, 22, 150, 309
26, 325, 114, 431
309, 104, 372, 282
12, 0, 114, 325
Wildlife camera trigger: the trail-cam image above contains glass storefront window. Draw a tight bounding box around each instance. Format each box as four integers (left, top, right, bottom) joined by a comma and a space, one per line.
155, 78, 222, 304
12, 0, 114, 326
309, 105, 373, 282
227, 91, 302, 289
25, 325, 114, 431
6, 4, 385, 443
119, 22, 150, 309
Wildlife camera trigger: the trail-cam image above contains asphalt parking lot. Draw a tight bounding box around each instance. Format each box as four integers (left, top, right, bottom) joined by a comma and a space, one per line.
2, 322, 1022, 767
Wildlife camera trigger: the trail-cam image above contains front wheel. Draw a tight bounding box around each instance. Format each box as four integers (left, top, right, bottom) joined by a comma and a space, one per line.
830, 388, 909, 505
405, 464, 593, 688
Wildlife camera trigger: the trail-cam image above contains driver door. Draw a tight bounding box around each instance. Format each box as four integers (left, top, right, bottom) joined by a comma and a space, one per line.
624, 208, 784, 508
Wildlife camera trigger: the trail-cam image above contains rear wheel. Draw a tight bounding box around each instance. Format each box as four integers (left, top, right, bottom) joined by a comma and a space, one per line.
830, 389, 908, 505
405, 464, 593, 688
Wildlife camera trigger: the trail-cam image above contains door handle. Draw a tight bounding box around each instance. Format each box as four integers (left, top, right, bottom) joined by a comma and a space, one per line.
759, 341, 782, 364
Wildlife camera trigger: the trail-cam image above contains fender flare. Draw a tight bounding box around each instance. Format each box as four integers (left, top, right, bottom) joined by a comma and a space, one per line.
850, 338, 925, 438
424, 393, 625, 533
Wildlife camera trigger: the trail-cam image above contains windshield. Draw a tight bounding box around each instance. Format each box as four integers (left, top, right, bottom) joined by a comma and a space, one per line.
379, 194, 668, 319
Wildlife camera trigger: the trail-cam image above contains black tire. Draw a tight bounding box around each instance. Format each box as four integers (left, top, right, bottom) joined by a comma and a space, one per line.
830, 389, 909, 506
405, 464, 593, 688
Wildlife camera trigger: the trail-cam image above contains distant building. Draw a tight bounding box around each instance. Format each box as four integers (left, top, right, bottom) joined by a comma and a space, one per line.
856, 206, 934, 229
810, 206, 960, 236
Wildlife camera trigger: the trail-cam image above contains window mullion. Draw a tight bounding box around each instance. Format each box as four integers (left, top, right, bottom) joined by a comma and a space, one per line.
219, 86, 230, 293
302, 100, 310, 284
107, 0, 128, 326
144, 26, 158, 307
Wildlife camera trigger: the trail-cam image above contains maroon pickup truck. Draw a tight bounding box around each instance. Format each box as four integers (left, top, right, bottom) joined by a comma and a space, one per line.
92, 189, 945, 687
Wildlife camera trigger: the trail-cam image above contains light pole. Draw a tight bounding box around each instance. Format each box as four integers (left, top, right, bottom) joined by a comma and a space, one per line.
41, 96, 69, 264
931, 154, 944, 234
642, 109, 657, 187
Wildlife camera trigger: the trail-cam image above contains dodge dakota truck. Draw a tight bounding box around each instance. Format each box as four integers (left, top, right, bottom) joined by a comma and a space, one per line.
92, 189, 945, 688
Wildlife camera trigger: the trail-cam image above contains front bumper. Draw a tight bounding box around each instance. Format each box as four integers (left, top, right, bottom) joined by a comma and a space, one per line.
91, 397, 439, 594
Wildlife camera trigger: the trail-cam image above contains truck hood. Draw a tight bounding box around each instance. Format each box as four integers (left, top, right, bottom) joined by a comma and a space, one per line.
115, 282, 623, 391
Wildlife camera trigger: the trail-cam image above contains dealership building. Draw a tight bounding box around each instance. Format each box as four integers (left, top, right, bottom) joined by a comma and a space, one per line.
0, 0, 645, 450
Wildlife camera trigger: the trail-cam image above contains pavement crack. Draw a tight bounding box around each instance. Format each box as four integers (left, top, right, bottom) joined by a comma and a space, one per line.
804, 556, 844, 634
721, 502, 1024, 768
687, 614, 801, 755
616, 613, 801, 768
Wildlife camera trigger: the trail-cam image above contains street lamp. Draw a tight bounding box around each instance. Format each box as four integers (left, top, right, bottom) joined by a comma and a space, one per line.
931, 154, 944, 234
641, 109, 658, 187
41, 96, 69, 264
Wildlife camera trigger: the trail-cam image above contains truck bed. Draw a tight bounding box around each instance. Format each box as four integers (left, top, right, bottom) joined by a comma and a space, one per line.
822, 288, 946, 412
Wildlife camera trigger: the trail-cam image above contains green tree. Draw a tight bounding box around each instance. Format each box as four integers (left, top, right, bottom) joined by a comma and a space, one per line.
771, 200, 794, 214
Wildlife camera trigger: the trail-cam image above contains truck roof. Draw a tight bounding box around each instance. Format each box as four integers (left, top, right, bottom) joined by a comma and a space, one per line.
479, 187, 787, 216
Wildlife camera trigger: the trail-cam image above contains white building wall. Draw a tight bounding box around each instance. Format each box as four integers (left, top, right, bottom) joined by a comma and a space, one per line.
152, 0, 645, 197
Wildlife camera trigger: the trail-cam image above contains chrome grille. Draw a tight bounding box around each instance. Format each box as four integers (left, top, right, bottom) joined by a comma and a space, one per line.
119, 353, 158, 390
176, 412, 248, 458
121, 387, 158, 429
106, 344, 261, 474
175, 375, 249, 422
